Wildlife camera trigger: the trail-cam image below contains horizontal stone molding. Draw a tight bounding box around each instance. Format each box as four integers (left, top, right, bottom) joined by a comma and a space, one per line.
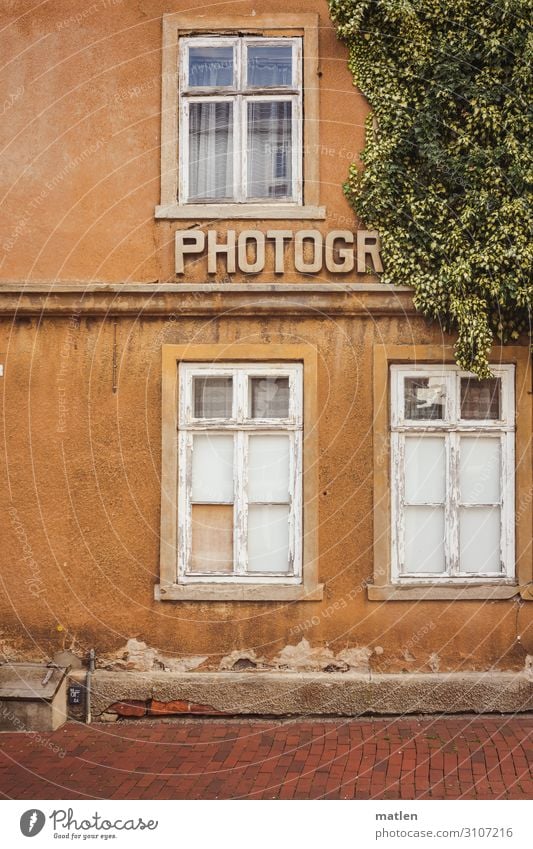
0, 282, 416, 317
87, 670, 533, 719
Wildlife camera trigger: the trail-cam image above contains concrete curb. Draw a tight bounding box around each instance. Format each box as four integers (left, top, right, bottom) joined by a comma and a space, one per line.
87, 670, 533, 718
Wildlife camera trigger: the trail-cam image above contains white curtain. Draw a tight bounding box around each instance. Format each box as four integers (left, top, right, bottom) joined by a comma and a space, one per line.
247, 101, 292, 199
189, 102, 233, 200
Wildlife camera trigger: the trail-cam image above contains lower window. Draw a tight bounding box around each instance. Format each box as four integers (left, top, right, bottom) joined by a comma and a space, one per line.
391, 365, 515, 582
178, 362, 302, 583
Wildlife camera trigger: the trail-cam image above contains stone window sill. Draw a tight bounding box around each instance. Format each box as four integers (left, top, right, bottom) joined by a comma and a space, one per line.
155, 582, 324, 602
367, 583, 519, 601
155, 204, 327, 221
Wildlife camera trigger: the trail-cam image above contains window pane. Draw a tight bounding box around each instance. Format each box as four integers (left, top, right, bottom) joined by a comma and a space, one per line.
191, 504, 233, 573
403, 506, 445, 574
248, 435, 290, 503
461, 377, 501, 419
248, 504, 290, 572
460, 437, 500, 504
193, 377, 233, 418
247, 101, 292, 199
192, 435, 233, 502
247, 45, 293, 87
459, 506, 501, 573
250, 377, 289, 418
404, 377, 446, 420
404, 437, 446, 504
188, 46, 234, 87
189, 102, 233, 199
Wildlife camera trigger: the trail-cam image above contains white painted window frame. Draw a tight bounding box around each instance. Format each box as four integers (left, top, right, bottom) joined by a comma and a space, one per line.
178, 35, 303, 205
178, 362, 303, 584
390, 364, 515, 584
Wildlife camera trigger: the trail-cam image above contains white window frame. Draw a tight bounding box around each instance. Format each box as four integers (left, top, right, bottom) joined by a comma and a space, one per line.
178, 362, 303, 585
178, 35, 303, 206
390, 364, 515, 585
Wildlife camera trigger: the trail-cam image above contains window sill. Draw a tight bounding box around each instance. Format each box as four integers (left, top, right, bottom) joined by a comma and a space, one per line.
367, 583, 519, 601
155, 582, 324, 602
155, 203, 327, 220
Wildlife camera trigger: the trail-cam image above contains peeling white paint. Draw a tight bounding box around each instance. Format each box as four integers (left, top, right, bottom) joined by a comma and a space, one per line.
428, 652, 441, 673
273, 639, 375, 673
101, 639, 207, 673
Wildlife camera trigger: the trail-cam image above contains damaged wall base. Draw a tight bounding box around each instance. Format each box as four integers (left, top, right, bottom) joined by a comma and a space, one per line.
80, 670, 533, 721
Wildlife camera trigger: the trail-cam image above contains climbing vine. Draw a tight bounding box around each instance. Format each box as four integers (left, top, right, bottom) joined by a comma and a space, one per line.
328, 0, 532, 377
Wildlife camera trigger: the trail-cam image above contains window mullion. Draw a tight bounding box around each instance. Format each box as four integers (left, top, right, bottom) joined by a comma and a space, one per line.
501, 430, 514, 578
234, 38, 245, 203
447, 431, 460, 576
293, 92, 302, 203
290, 430, 302, 578
179, 430, 193, 579
392, 430, 404, 580
233, 370, 247, 575
239, 95, 246, 203
234, 430, 248, 575
179, 99, 189, 204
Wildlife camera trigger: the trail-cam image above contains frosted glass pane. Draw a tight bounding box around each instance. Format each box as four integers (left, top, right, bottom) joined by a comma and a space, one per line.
191, 505, 233, 573
247, 45, 293, 87
404, 377, 446, 420
248, 505, 290, 573
461, 378, 501, 420
192, 435, 233, 502
189, 46, 234, 87
248, 435, 290, 502
460, 437, 500, 504
194, 377, 232, 418
460, 507, 501, 573
403, 507, 445, 574
404, 437, 446, 504
250, 377, 289, 418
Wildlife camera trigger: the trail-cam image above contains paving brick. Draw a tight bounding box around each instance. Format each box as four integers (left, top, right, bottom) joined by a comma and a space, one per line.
0, 715, 531, 799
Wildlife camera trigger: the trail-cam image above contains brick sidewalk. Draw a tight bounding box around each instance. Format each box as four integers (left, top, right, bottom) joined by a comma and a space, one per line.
0, 715, 531, 800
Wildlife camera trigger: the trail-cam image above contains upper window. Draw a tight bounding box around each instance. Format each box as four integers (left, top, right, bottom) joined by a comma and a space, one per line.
391, 365, 515, 583
178, 37, 302, 205
177, 362, 303, 583
158, 14, 322, 220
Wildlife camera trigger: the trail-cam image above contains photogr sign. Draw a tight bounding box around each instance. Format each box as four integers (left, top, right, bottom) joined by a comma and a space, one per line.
175, 228, 383, 275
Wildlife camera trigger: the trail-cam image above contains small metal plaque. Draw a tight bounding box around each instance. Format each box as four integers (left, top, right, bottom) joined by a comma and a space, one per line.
68, 683, 83, 706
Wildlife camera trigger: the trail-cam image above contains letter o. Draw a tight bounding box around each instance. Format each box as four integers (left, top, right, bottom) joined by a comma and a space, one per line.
238, 231, 265, 274
294, 230, 323, 274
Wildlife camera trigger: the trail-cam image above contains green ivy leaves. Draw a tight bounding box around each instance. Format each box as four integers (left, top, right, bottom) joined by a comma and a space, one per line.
329, 0, 532, 377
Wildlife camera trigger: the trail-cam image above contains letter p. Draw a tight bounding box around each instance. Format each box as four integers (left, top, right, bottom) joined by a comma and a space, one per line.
175, 230, 205, 274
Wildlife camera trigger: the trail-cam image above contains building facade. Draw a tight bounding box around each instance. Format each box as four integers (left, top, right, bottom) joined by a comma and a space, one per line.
1, 1, 532, 717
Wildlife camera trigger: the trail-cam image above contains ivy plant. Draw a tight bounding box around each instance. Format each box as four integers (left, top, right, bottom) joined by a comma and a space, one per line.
328, 0, 532, 377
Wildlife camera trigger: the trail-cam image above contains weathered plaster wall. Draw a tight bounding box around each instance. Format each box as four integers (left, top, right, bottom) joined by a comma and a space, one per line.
0, 3, 531, 682
0, 0, 368, 285
1, 313, 531, 673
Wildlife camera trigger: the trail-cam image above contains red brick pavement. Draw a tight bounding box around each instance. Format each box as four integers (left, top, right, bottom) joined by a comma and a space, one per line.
0, 715, 531, 800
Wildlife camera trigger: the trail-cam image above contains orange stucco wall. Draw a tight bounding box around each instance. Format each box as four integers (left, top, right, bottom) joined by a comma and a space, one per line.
0, 1, 531, 673
1, 312, 531, 672
0, 0, 368, 285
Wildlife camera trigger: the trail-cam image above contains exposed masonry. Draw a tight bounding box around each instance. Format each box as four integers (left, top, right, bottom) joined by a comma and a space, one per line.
6, 639, 533, 680
99, 639, 207, 674
98, 638, 382, 675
